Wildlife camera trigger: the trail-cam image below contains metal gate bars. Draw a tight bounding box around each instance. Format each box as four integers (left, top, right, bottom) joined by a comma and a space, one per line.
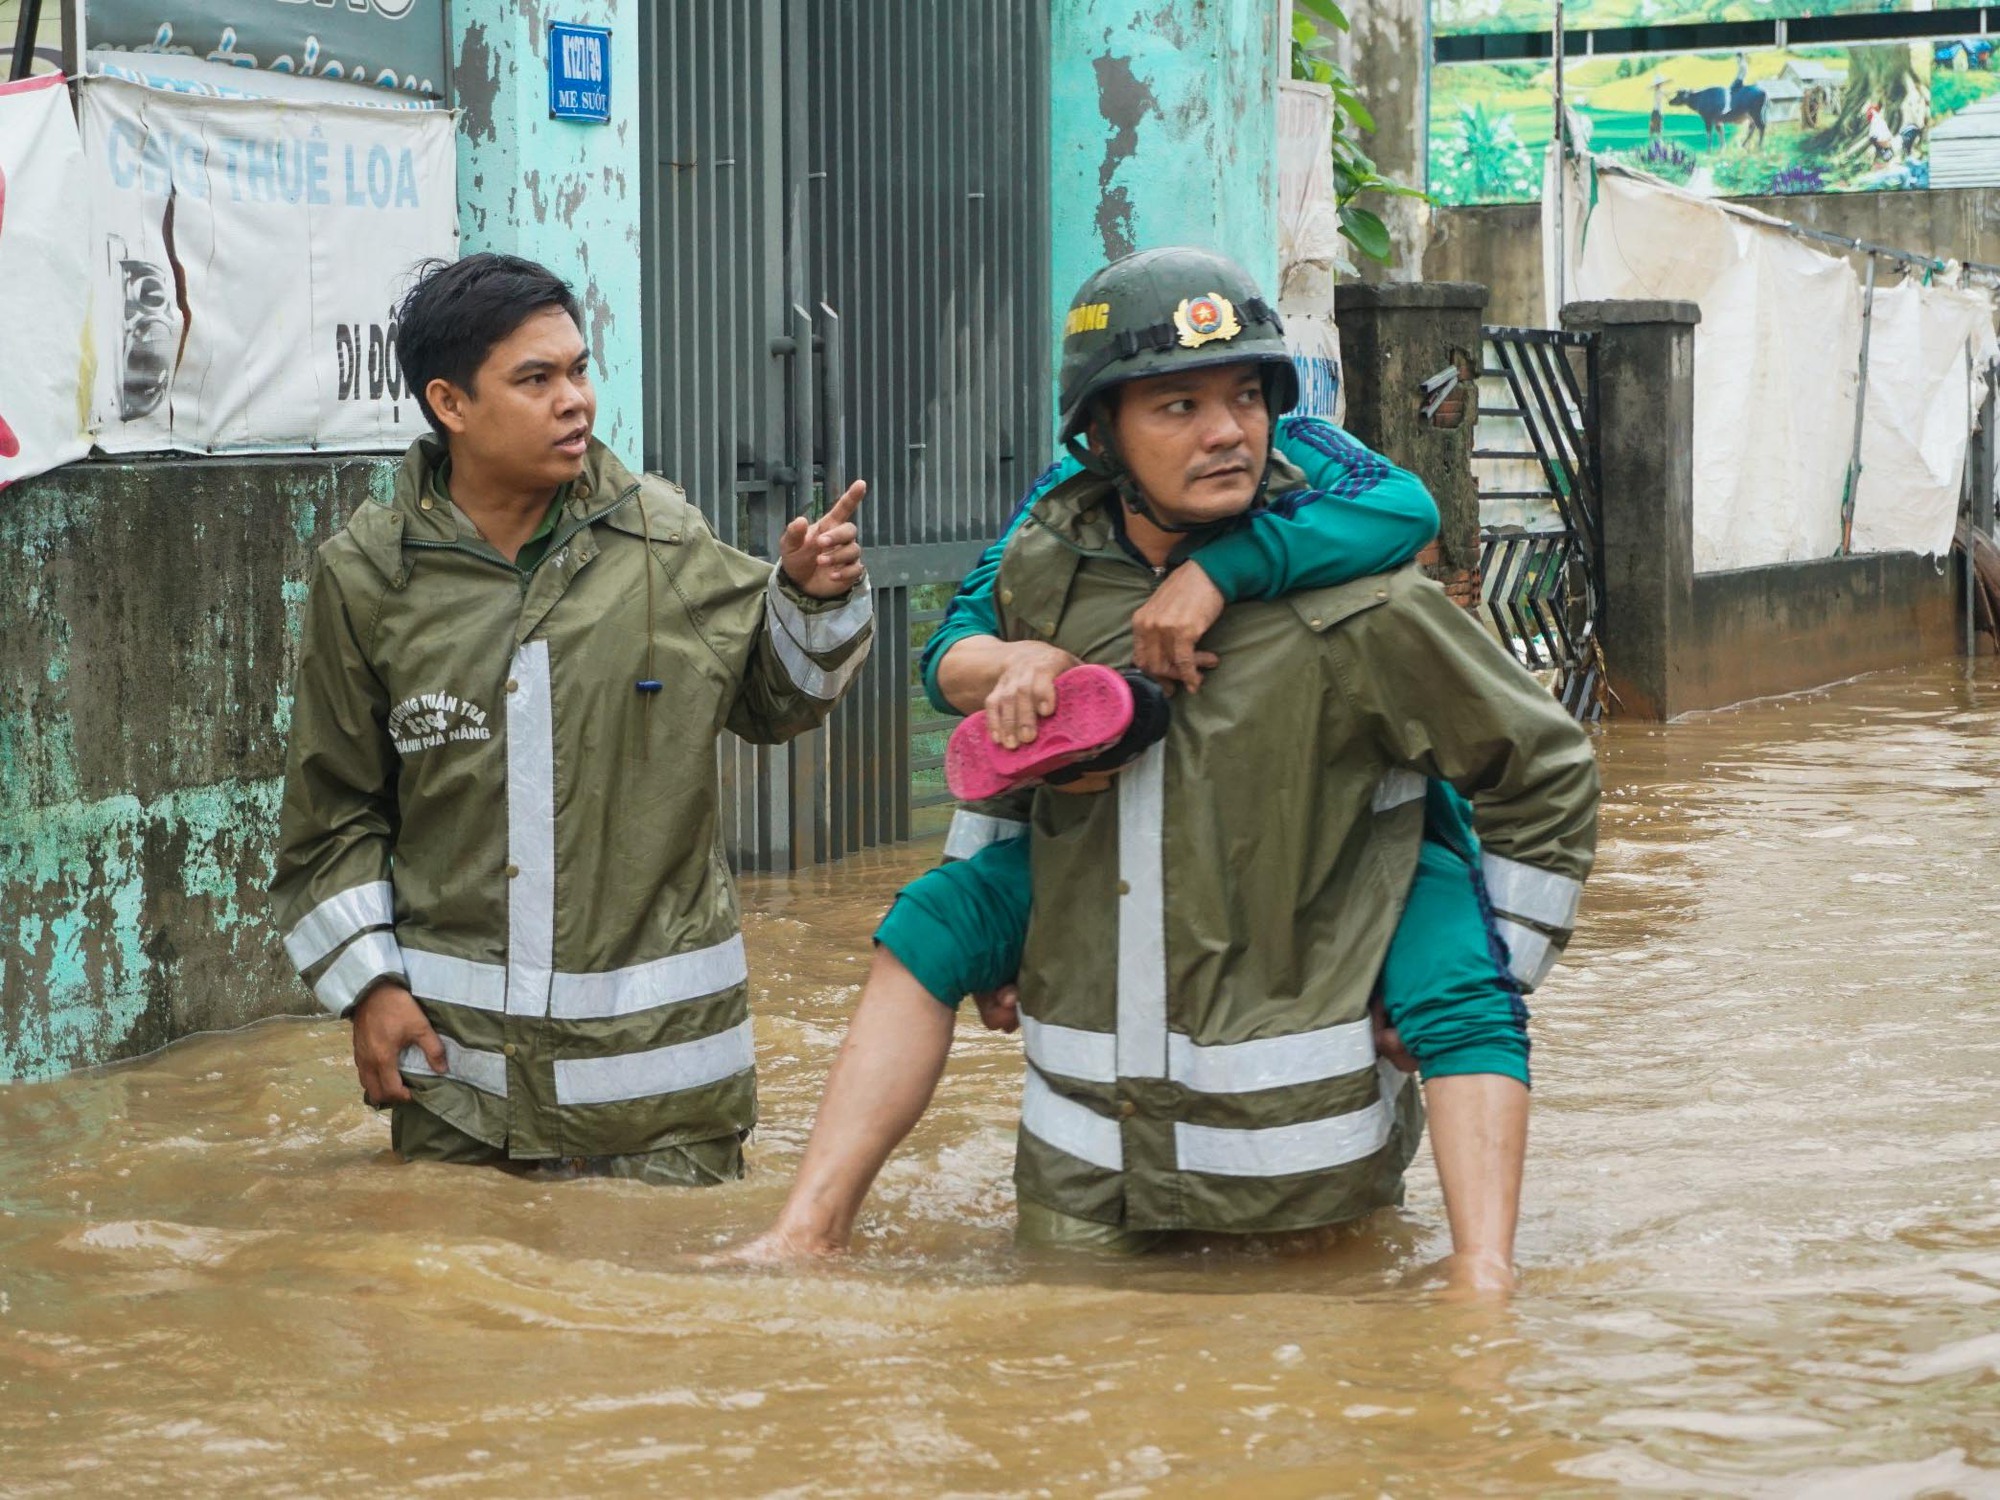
640, 0, 1050, 869
1474, 326, 1606, 722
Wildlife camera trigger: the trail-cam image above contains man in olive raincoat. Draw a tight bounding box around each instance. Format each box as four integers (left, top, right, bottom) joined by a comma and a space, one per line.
743, 249, 1598, 1284
272, 253, 872, 1184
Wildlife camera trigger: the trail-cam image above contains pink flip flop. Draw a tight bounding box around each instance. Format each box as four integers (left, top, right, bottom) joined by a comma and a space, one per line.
946, 664, 1136, 801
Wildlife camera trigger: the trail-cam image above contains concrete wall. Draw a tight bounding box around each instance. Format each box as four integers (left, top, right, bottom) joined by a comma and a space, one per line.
1688, 555, 1957, 711
1334, 281, 1486, 592
1426, 205, 1544, 328
1050, 0, 1280, 339
0, 460, 387, 1082
1567, 299, 1961, 719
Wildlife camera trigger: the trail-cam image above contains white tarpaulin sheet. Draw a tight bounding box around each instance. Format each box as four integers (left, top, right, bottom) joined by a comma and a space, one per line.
79, 77, 456, 454
1849, 281, 1996, 558
1561, 162, 1999, 567
1278, 79, 1344, 303
1571, 168, 1861, 572
1278, 79, 1343, 423
0, 75, 93, 491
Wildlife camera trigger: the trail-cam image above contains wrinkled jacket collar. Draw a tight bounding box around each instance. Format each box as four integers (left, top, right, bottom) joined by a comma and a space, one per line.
352, 436, 643, 583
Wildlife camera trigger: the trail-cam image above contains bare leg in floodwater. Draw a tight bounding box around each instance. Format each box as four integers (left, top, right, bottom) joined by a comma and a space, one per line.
733, 948, 1528, 1294
733, 947, 955, 1261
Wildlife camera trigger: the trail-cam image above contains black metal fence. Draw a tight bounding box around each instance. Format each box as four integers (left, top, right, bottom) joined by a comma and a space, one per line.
640, 0, 1050, 868
1475, 326, 1606, 722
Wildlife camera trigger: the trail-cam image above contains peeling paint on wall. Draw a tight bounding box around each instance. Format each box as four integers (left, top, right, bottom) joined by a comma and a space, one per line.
1050, 1, 1279, 387
1092, 54, 1156, 263
0, 458, 391, 1083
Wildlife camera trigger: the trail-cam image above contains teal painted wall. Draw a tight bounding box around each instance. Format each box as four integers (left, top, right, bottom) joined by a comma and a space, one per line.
452, 0, 645, 463
0, 459, 393, 1083
1049, 1, 1281, 335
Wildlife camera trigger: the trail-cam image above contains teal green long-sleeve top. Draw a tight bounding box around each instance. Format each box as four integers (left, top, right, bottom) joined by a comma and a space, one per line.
919, 415, 1442, 715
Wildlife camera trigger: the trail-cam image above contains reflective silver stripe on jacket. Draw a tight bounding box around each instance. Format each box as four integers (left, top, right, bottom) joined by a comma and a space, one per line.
312, 928, 406, 1015
1371, 768, 1427, 812
1022, 1063, 1405, 1179
770, 570, 873, 652
552, 1017, 756, 1106
547, 934, 749, 1020
1115, 745, 1168, 1080
403, 947, 508, 1013
1023, 1015, 1376, 1094
1481, 853, 1583, 933
1167, 1019, 1375, 1094
284, 881, 395, 972
1494, 917, 1558, 989
505, 641, 557, 1017
399, 1034, 509, 1098
1173, 1064, 1405, 1178
1021, 1015, 1117, 1083
1020, 1066, 1123, 1171
943, 809, 1028, 860
403, 938, 747, 1020
765, 567, 872, 701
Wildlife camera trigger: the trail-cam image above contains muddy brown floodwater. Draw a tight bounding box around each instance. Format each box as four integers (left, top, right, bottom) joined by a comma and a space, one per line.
3, 662, 1999, 1497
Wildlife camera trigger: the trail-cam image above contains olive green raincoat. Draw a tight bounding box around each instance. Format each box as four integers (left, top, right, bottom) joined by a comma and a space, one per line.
994, 472, 1599, 1234
271, 438, 872, 1159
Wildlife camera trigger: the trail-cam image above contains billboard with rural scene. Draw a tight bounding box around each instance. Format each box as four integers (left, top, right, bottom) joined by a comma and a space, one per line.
1430, 43, 1937, 205
1434, 0, 1920, 38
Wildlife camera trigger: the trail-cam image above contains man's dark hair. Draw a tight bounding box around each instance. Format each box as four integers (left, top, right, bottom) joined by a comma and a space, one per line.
394, 253, 583, 436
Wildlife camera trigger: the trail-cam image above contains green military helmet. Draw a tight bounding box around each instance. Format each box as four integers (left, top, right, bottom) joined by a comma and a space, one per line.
1056, 246, 1298, 443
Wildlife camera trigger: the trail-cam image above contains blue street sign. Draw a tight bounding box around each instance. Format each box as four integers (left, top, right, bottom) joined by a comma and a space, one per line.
549, 23, 611, 124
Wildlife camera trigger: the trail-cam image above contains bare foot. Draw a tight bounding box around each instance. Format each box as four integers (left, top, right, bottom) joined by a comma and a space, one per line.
1441, 1249, 1517, 1300
706, 1224, 848, 1268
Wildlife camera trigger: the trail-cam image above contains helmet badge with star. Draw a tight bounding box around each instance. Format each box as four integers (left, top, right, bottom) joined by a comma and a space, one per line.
1173, 293, 1242, 349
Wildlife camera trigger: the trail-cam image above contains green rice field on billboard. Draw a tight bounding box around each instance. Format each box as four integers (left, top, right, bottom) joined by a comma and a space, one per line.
1433, 1, 1920, 39
1427, 40, 1971, 206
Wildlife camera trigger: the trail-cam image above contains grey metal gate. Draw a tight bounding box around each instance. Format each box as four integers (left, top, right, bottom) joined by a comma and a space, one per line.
640, 0, 1050, 870
1474, 326, 1606, 722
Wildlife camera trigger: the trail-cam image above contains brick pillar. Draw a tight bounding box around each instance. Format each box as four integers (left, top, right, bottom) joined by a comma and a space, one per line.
1559, 300, 1701, 720
1332, 282, 1488, 608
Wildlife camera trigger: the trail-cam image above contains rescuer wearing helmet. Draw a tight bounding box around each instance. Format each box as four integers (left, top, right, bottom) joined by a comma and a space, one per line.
739, 249, 1598, 1288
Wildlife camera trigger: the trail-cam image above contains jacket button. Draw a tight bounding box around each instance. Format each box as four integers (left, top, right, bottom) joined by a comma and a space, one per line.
419, 497, 433, 511
576, 481, 592, 500
1117, 1099, 1137, 1119
506, 678, 519, 693
1001, 588, 1014, 604
1309, 617, 1323, 628
1115, 879, 1131, 896
1376, 590, 1387, 599
505, 863, 520, 879
503, 1044, 517, 1058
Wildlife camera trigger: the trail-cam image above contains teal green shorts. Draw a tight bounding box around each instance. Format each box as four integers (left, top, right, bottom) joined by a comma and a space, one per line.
876, 831, 1033, 1005
874, 784, 1530, 1085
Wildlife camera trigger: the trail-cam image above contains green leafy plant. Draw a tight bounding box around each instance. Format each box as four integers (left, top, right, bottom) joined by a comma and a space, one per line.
1433, 101, 1538, 204
1290, 0, 1428, 265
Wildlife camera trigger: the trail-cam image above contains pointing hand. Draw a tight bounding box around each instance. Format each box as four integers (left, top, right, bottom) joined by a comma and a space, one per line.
779, 480, 868, 599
